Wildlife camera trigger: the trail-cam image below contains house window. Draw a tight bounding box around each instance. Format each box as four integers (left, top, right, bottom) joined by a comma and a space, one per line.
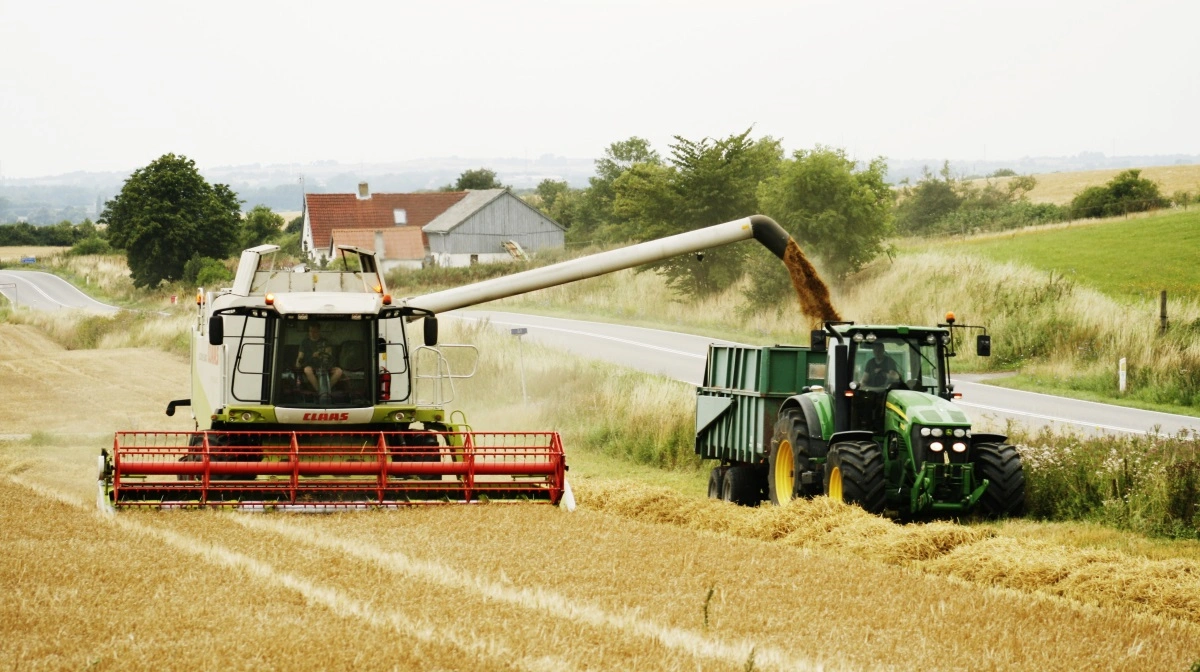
394, 209, 407, 225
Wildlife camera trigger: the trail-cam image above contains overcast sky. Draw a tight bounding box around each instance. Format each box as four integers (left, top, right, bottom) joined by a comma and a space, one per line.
1, 0, 1197, 179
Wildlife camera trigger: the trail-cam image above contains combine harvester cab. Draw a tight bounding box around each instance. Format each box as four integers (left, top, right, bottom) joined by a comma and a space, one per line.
696, 317, 1026, 518
100, 245, 566, 510
100, 215, 800, 510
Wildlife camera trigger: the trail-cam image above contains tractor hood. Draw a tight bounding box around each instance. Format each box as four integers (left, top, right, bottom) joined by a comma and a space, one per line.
884, 390, 972, 428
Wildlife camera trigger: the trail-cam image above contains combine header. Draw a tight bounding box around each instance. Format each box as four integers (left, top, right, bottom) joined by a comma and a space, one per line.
99, 216, 796, 510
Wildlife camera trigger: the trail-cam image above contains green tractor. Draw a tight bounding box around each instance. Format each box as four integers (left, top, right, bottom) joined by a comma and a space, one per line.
696, 316, 1025, 517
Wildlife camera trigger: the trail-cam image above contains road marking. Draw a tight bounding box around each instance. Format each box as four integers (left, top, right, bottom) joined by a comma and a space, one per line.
453, 315, 706, 359
958, 380, 1199, 423
0, 272, 61, 307
956, 401, 1150, 435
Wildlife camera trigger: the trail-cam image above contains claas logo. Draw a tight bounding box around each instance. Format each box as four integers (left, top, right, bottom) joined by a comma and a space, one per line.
302, 412, 351, 421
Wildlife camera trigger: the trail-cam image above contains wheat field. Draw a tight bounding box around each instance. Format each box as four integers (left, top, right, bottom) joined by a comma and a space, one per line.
976, 163, 1200, 205
3, 322, 1200, 670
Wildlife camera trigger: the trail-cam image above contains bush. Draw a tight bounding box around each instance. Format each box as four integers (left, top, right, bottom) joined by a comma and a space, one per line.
1070, 169, 1170, 219
182, 255, 234, 288
68, 236, 112, 256
1015, 426, 1200, 538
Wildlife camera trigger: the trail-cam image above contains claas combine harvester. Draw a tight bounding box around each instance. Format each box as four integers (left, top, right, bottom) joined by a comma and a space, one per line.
99, 215, 799, 510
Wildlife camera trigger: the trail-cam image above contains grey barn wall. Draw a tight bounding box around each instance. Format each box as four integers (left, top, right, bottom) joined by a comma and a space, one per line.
426, 195, 564, 255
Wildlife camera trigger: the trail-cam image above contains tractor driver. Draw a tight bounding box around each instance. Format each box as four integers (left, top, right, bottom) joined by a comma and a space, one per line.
860, 342, 900, 388
297, 323, 343, 403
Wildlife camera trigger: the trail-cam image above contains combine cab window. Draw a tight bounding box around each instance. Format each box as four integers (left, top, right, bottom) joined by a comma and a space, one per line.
274, 319, 375, 408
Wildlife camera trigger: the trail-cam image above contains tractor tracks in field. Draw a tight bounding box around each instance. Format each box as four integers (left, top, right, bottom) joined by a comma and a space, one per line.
3, 473, 812, 672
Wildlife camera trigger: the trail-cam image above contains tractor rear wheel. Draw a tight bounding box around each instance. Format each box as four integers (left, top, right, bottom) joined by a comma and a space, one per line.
823, 441, 886, 514
721, 465, 759, 506
707, 466, 726, 499
768, 408, 803, 505
974, 443, 1026, 517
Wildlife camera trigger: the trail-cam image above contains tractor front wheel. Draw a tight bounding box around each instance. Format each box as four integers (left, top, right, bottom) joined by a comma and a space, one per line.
823, 441, 886, 514
974, 443, 1026, 517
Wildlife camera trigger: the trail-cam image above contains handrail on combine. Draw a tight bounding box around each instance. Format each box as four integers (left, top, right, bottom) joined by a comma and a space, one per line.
411, 344, 479, 408
106, 429, 564, 510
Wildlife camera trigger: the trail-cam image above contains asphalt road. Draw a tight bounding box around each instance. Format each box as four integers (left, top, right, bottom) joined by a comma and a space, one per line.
451, 310, 1200, 438
0, 270, 119, 313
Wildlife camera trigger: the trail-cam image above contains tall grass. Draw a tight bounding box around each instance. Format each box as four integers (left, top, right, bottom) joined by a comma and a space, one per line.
1014, 425, 1200, 539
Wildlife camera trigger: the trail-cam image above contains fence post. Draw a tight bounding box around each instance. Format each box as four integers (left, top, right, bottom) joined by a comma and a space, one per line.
1160, 290, 1168, 334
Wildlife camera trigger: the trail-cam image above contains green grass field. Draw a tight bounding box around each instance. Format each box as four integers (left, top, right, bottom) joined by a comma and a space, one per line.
937, 208, 1200, 302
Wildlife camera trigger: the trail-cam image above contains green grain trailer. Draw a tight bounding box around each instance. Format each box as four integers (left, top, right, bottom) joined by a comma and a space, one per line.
695, 318, 1026, 517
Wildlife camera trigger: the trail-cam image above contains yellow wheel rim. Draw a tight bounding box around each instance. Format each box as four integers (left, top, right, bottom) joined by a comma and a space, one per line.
775, 440, 794, 504
828, 466, 844, 503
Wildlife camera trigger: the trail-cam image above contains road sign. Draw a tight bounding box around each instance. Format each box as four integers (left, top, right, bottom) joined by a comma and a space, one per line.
510, 327, 528, 336
20, 257, 35, 264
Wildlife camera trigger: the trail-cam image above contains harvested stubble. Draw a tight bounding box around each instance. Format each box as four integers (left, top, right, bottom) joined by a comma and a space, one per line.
576, 479, 1200, 628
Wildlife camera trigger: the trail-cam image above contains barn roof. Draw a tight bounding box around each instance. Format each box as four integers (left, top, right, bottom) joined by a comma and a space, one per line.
328, 227, 426, 260
422, 189, 566, 235
305, 191, 468, 251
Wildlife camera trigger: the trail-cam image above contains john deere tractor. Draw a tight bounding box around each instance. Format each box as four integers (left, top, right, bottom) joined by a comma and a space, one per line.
695, 317, 1025, 517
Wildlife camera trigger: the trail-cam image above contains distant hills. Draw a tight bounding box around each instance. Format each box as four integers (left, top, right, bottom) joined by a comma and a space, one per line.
3, 152, 1199, 224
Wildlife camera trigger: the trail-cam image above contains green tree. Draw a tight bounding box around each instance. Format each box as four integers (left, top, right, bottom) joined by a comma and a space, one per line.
100, 154, 242, 287
445, 168, 506, 191
531, 179, 579, 229
1070, 169, 1169, 219
613, 129, 782, 295
570, 137, 662, 244
990, 168, 1018, 177
285, 215, 304, 234
756, 147, 893, 286
241, 204, 285, 249
894, 162, 962, 234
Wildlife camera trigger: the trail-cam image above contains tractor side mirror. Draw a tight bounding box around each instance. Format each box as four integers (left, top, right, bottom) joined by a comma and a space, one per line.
423, 315, 438, 346
976, 334, 991, 357
810, 329, 827, 353
208, 315, 223, 345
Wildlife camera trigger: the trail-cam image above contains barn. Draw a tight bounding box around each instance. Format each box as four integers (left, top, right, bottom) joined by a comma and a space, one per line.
423, 189, 565, 267
303, 183, 564, 269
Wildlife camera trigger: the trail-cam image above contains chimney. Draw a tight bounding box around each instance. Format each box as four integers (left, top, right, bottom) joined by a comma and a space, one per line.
374, 230, 386, 260
357, 181, 370, 200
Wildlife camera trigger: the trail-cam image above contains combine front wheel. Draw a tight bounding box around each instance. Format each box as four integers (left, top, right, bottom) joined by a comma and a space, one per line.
974, 443, 1026, 517
823, 441, 886, 514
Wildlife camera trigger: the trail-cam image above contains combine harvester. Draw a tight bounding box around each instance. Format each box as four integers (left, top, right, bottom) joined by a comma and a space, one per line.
99, 215, 799, 510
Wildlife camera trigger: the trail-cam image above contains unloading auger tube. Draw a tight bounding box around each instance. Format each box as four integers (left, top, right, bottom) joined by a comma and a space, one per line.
401, 215, 791, 315
99, 216, 791, 511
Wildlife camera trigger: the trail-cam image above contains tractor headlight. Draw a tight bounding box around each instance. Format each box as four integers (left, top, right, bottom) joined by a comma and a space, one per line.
931, 428, 944, 437
920, 427, 931, 437
929, 441, 944, 452
951, 442, 967, 453
953, 428, 966, 438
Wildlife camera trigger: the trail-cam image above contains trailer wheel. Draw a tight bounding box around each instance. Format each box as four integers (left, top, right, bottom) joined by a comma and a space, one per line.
707, 466, 726, 499
823, 441, 886, 514
721, 465, 759, 506
973, 443, 1026, 517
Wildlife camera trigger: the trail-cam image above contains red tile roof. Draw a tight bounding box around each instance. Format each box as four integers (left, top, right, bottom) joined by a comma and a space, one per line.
329, 227, 426, 260
306, 191, 469, 252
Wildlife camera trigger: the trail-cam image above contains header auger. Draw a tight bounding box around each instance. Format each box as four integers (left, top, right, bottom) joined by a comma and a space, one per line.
99, 216, 798, 510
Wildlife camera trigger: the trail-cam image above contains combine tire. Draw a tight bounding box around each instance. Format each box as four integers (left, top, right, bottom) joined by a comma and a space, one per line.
974, 443, 1026, 517
721, 465, 759, 506
707, 466, 726, 499
823, 441, 886, 514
